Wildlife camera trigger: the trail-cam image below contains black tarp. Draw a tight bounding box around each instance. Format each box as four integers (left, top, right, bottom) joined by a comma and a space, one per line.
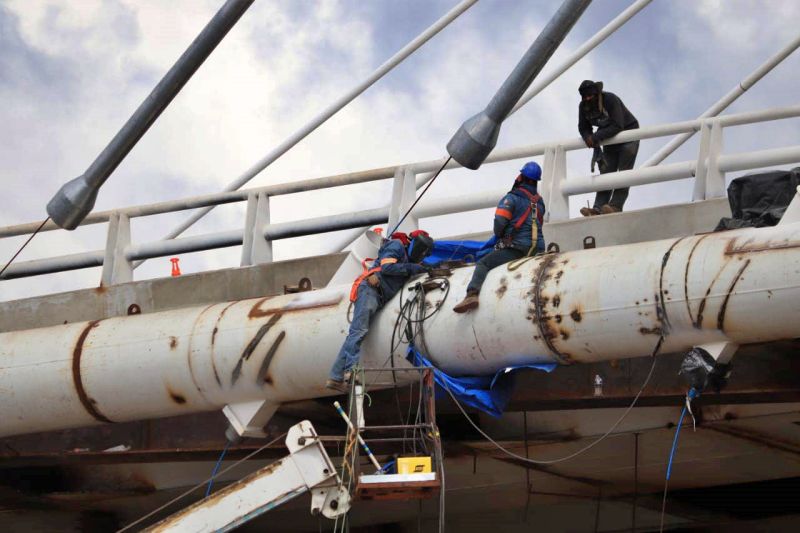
715, 167, 800, 231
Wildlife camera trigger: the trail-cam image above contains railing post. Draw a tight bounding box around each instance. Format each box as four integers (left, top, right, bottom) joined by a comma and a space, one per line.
101, 212, 132, 285
705, 120, 726, 198
240, 191, 272, 266
693, 120, 712, 201
545, 145, 569, 222
387, 166, 418, 233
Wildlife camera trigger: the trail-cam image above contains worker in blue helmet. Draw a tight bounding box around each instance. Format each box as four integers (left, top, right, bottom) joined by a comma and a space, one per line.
453, 161, 546, 313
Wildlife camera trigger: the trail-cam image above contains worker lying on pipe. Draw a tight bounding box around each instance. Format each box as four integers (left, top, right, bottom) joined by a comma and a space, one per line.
578, 80, 639, 216
453, 162, 546, 313
326, 230, 435, 392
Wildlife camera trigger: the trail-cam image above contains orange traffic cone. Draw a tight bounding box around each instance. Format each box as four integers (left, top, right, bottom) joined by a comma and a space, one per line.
170, 257, 181, 277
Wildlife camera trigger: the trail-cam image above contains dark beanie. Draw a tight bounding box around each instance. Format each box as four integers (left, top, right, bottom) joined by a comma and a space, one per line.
579, 80, 602, 96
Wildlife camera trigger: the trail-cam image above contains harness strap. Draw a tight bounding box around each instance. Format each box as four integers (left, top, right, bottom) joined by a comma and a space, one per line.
349, 257, 399, 302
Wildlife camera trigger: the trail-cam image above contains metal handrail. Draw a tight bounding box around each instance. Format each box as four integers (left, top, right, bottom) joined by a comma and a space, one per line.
2, 105, 799, 281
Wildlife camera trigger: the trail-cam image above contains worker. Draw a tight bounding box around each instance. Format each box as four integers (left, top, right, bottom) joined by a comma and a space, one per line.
327, 230, 435, 391
578, 80, 639, 216
453, 162, 546, 313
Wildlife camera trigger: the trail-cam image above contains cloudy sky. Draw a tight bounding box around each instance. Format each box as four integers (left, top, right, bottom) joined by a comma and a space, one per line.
1, 0, 799, 301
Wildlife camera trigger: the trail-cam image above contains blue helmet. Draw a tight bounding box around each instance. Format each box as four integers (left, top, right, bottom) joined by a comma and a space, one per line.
519, 161, 542, 181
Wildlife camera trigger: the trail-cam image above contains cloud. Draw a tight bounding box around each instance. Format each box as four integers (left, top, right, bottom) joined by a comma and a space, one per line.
2, 0, 800, 301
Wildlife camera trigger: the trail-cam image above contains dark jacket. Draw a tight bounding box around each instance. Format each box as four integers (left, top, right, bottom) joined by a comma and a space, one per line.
578, 91, 639, 144
493, 182, 546, 253
367, 239, 427, 303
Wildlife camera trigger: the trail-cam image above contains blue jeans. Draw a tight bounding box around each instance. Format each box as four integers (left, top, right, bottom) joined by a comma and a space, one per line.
330, 283, 382, 380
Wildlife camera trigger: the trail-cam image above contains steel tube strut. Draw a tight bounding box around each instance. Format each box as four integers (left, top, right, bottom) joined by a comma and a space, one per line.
1, 219, 799, 438
46, 0, 254, 230
447, 0, 592, 169
133, 0, 478, 268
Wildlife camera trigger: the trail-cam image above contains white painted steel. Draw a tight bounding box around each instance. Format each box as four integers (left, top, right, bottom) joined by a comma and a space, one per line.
642, 32, 800, 168
146, 421, 347, 532
141, 0, 479, 262
1, 221, 799, 438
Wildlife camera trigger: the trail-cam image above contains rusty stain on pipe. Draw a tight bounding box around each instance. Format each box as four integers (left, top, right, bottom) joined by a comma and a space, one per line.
533, 253, 572, 364
232, 313, 283, 385
658, 236, 685, 333
717, 258, 751, 331
258, 330, 286, 385
684, 234, 709, 324
72, 320, 113, 424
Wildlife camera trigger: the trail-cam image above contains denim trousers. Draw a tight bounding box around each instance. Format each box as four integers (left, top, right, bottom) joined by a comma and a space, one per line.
329, 283, 382, 380
466, 247, 525, 294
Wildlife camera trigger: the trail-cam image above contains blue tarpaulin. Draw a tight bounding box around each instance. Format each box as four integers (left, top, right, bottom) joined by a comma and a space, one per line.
422, 237, 497, 265
407, 346, 556, 417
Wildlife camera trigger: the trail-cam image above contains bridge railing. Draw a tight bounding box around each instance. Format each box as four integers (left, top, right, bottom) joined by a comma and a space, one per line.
1, 104, 799, 286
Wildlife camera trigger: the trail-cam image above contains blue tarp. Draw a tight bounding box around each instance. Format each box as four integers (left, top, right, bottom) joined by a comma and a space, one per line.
407, 346, 556, 417
422, 237, 497, 265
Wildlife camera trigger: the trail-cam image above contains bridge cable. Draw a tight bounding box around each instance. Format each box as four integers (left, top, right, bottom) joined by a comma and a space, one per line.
0, 217, 49, 279
387, 156, 451, 236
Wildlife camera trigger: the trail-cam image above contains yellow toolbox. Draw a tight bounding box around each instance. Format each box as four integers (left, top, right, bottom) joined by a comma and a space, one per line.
397, 456, 432, 474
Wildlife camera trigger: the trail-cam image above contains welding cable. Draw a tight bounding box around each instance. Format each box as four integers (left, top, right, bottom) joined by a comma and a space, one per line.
117, 431, 288, 533
204, 440, 232, 497
440, 337, 663, 466
659, 388, 698, 532
0, 217, 50, 279
387, 156, 452, 236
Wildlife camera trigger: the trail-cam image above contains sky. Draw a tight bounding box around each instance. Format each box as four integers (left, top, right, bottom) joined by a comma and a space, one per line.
1, 0, 799, 301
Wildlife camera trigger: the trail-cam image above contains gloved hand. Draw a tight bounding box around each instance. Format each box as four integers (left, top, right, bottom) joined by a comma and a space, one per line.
584, 135, 594, 148
367, 274, 380, 287
591, 146, 607, 173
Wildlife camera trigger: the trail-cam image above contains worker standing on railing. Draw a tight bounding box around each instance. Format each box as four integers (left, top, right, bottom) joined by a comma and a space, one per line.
578, 80, 639, 216
453, 162, 546, 313
326, 230, 435, 392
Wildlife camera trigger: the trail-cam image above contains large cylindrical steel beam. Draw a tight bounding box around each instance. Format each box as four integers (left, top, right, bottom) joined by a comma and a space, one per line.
447, 0, 592, 169
46, 0, 254, 230
1, 221, 799, 437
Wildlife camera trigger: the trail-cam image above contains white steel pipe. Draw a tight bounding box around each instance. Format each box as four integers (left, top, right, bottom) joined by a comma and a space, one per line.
642, 32, 800, 168
137, 0, 478, 265
1, 220, 799, 438
509, 0, 653, 114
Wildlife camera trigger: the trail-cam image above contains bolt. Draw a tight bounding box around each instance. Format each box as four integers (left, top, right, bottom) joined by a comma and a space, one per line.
323, 468, 330, 475
593, 374, 604, 397
297, 437, 306, 446
330, 499, 339, 510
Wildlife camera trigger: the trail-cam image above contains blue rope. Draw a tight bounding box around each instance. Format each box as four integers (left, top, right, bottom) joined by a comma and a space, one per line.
205, 440, 232, 497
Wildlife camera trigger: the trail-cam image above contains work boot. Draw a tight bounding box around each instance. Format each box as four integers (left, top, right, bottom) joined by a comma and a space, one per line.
580, 207, 601, 217
325, 379, 349, 393
453, 291, 480, 313
600, 204, 620, 214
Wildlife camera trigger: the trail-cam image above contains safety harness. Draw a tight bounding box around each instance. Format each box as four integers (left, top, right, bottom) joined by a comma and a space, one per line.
507, 188, 543, 256
349, 256, 398, 303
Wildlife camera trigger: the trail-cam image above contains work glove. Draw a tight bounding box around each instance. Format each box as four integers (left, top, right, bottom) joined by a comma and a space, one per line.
366, 274, 380, 287
591, 146, 607, 173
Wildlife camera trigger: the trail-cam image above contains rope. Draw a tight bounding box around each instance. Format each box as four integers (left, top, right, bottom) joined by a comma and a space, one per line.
116, 432, 288, 533
0, 217, 50, 279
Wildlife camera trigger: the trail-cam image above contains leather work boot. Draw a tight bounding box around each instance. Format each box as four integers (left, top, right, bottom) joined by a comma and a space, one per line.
580, 207, 601, 217
453, 292, 480, 313
600, 204, 620, 214
325, 379, 349, 393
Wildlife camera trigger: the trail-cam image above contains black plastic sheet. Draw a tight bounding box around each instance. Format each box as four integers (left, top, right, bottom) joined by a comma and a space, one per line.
715, 167, 800, 231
